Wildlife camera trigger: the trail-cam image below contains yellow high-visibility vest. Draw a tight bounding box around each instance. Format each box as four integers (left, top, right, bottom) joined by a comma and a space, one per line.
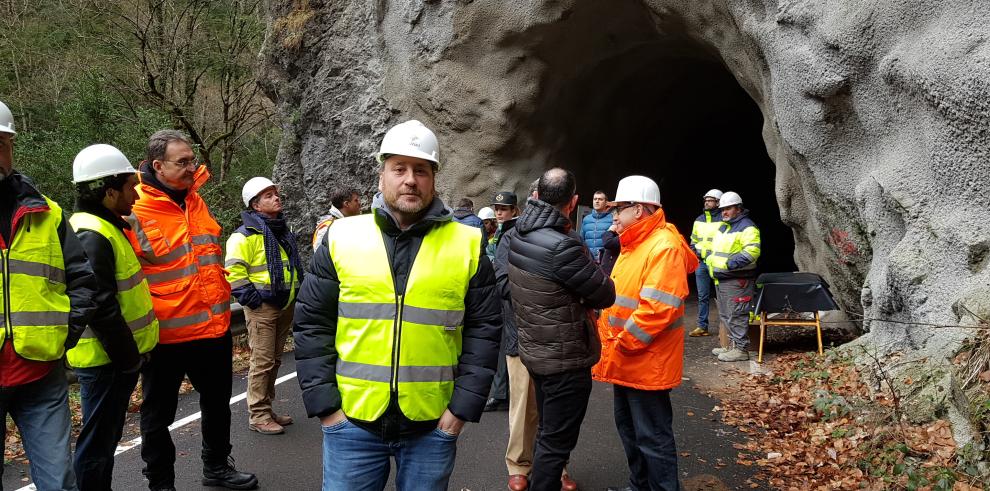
328, 214, 481, 422
690, 211, 723, 260
225, 232, 300, 308
67, 212, 158, 367
0, 197, 71, 361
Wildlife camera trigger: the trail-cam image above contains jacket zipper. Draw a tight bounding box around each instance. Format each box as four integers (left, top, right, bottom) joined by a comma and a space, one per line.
1, 248, 10, 340
391, 294, 404, 394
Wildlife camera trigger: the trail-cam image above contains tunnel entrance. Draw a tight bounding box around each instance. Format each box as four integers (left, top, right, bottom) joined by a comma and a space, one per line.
508, 1, 797, 277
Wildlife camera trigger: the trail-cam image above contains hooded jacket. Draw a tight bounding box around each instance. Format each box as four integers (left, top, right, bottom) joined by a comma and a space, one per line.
504, 199, 615, 375
293, 193, 501, 441
593, 209, 698, 391
127, 163, 229, 344
0, 171, 96, 386
706, 208, 761, 281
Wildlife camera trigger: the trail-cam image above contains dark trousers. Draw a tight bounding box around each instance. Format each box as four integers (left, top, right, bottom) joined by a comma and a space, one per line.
489, 333, 509, 401
613, 385, 680, 491
74, 365, 139, 491
140, 332, 233, 489
528, 368, 592, 491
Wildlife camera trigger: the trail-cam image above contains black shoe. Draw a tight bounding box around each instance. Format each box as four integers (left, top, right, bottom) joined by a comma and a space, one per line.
203, 457, 259, 490
151, 487, 176, 491
605, 487, 633, 491
483, 397, 508, 412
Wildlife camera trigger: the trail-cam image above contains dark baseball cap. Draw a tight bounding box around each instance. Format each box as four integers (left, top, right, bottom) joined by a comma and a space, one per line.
492, 191, 518, 206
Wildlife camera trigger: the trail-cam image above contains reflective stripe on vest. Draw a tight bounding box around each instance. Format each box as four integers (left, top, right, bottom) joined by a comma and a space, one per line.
67, 213, 159, 368
329, 214, 481, 422
0, 196, 71, 361
691, 212, 723, 260
224, 233, 300, 307
706, 222, 762, 281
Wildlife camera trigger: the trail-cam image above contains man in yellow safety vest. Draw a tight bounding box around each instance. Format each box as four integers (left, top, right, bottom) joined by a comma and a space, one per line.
68, 144, 159, 490
293, 120, 501, 490
0, 99, 97, 491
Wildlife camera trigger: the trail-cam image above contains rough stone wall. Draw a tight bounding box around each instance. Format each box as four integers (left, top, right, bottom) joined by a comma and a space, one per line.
260, 0, 990, 437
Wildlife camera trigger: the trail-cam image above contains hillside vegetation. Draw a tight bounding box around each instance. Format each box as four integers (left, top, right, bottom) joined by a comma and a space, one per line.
0, 0, 277, 234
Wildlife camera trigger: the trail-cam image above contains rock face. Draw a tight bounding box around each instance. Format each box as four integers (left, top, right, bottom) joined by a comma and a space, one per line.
260, 0, 990, 432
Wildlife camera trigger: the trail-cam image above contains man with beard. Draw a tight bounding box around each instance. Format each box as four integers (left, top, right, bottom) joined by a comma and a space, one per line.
226, 177, 304, 435
688, 189, 724, 337
68, 144, 159, 491
294, 120, 500, 490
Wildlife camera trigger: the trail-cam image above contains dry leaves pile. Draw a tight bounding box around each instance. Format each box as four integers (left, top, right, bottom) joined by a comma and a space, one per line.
715, 352, 984, 490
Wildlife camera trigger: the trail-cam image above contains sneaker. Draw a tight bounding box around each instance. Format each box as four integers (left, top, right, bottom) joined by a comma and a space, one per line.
718, 347, 750, 362
689, 327, 711, 337
483, 397, 509, 412
203, 457, 259, 490
711, 346, 731, 356
271, 413, 293, 426
248, 420, 284, 435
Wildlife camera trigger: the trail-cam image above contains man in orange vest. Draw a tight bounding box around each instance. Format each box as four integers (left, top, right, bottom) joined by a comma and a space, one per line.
127, 130, 257, 491
593, 175, 698, 491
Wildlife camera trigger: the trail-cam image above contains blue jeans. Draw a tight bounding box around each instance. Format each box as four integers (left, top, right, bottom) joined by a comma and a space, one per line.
321, 419, 457, 491
74, 365, 139, 491
0, 365, 77, 491
613, 385, 679, 491
694, 261, 714, 331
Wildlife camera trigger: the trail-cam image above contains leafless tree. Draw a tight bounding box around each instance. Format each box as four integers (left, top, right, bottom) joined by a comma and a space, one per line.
95, 0, 271, 181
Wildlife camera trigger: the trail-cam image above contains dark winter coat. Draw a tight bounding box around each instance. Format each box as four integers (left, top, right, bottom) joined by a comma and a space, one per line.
598, 229, 620, 276
493, 218, 519, 357
504, 199, 615, 375
294, 193, 501, 441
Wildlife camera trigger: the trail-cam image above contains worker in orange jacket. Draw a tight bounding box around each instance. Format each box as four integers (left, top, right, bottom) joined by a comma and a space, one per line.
592, 175, 698, 491
127, 130, 257, 491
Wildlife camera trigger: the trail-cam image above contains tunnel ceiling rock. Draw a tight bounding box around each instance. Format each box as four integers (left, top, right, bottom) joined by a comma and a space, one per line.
261, 0, 990, 432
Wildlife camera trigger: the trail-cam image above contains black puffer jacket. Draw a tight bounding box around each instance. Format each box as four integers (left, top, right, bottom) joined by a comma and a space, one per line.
505, 199, 615, 375
293, 193, 501, 441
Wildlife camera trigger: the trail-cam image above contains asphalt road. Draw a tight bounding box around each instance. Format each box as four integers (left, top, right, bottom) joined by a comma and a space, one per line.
4, 299, 761, 490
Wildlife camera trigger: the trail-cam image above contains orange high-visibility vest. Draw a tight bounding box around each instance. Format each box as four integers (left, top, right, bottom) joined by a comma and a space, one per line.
592, 209, 698, 391
126, 165, 230, 344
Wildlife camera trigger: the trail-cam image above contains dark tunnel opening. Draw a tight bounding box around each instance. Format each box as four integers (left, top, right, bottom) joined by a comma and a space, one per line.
516, 23, 798, 286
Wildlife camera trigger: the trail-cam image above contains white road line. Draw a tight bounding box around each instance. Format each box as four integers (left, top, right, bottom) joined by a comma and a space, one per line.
14, 371, 299, 491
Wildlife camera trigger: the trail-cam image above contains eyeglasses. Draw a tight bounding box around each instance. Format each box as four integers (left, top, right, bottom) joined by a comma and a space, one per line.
162, 158, 201, 169
612, 202, 638, 213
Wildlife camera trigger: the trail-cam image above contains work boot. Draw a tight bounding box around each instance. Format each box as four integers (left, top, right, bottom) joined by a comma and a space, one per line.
248, 419, 284, 435
689, 327, 711, 337
718, 347, 750, 362
711, 346, 731, 356
271, 412, 293, 426
203, 457, 259, 490
484, 397, 509, 412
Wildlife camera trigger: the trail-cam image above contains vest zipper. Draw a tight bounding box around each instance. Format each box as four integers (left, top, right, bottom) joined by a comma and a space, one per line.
391, 294, 404, 394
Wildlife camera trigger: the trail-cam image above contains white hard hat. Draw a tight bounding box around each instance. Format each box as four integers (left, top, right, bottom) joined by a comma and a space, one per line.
719, 191, 743, 208
609, 175, 661, 207
376, 120, 440, 168
704, 189, 723, 200
72, 144, 137, 184
242, 177, 276, 207
0, 100, 16, 135
478, 207, 496, 220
